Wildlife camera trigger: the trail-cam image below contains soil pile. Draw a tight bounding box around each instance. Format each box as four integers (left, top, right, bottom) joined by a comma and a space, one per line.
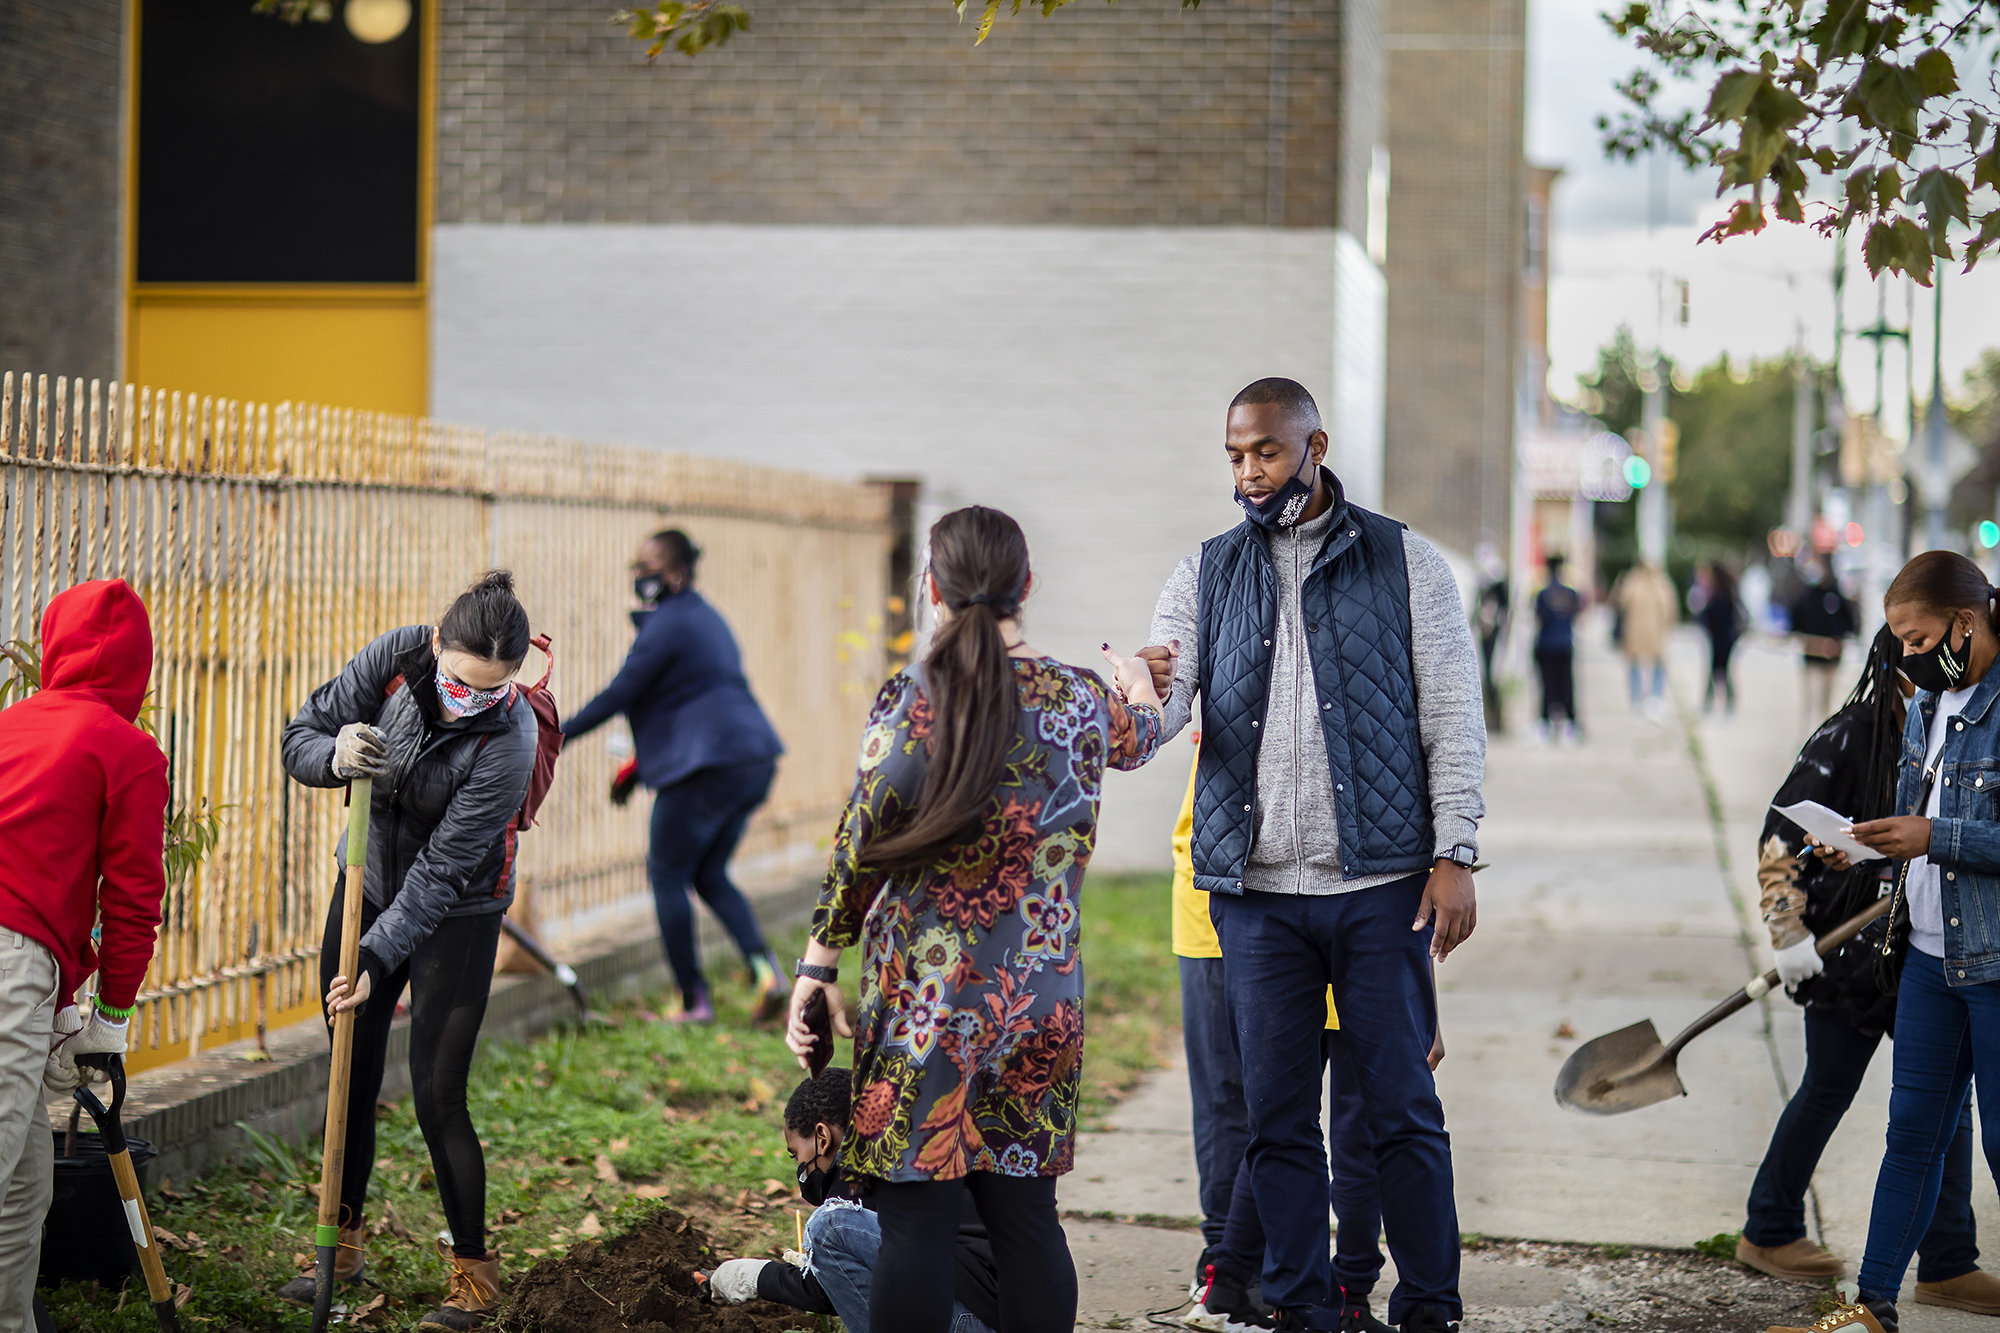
500, 1209, 810, 1333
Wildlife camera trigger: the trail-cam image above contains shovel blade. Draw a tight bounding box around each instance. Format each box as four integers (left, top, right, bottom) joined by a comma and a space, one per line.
1554, 1019, 1688, 1115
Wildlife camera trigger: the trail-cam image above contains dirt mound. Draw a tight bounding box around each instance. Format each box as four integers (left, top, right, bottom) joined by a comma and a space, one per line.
500, 1209, 809, 1333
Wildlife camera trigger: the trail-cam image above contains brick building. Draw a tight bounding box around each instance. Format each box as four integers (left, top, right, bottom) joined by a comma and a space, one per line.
2, 0, 1524, 866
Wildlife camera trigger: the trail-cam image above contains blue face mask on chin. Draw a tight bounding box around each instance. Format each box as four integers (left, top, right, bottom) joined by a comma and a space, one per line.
1234, 448, 1318, 531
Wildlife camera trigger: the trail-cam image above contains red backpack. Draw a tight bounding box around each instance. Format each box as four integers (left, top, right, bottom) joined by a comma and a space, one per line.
385, 633, 565, 895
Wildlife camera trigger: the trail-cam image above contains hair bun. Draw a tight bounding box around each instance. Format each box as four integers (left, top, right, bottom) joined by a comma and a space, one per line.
474, 570, 516, 595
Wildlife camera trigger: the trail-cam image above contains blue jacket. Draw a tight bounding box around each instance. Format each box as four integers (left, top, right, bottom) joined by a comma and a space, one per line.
1191, 496, 1433, 894
1898, 667, 2000, 986
564, 590, 783, 789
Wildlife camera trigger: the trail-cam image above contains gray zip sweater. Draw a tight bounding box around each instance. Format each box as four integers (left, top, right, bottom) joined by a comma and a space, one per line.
1147, 502, 1486, 894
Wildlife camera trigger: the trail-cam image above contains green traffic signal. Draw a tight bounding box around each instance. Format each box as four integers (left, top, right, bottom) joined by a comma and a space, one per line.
1624, 456, 1652, 490
1980, 520, 2000, 550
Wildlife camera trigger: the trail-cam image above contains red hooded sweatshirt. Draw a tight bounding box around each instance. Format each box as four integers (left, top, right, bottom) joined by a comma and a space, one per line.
0, 580, 169, 1009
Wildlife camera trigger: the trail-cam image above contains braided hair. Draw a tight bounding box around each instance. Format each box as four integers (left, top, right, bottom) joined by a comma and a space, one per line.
784, 1067, 852, 1136
1843, 623, 1906, 824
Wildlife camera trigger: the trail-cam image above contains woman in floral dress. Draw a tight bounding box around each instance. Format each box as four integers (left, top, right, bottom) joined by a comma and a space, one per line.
786, 506, 1163, 1333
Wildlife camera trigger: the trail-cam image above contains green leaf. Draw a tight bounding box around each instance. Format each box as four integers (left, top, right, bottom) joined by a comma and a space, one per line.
1708, 69, 1765, 123
1970, 112, 1990, 153
1861, 217, 1901, 274
1875, 164, 1904, 209
1912, 166, 1971, 243
1844, 166, 1876, 214
1976, 148, 2000, 194
1913, 48, 1957, 97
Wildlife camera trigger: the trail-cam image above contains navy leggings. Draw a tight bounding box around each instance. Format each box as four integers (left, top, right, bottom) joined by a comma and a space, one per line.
648, 759, 776, 1007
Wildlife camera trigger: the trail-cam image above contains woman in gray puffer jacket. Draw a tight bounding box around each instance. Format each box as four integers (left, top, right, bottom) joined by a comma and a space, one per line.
276, 571, 539, 1332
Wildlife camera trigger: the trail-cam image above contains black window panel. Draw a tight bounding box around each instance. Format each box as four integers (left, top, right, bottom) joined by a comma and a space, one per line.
137, 0, 421, 283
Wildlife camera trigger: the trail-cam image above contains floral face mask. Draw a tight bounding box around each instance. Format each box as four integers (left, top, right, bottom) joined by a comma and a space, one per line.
437, 674, 511, 718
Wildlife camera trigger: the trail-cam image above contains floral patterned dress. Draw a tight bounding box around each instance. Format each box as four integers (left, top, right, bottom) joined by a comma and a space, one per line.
812, 657, 1162, 1182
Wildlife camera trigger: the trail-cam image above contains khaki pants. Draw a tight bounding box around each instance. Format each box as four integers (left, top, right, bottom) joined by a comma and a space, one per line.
0, 930, 56, 1333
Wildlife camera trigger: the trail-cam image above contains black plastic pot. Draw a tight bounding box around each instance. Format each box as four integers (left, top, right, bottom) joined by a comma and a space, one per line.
40, 1127, 158, 1286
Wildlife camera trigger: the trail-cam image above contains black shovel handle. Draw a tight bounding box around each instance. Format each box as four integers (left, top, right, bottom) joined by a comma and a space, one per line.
1661, 896, 1893, 1061
74, 1055, 182, 1333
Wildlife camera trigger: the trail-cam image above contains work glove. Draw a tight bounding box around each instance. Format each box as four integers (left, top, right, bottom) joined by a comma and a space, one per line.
43, 1005, 85, 1093
332, 723, 390, 780
49, 1004, 128, 1087
1774, 936, 1825, 990
609, 759, 640, 808
705, 1259, 768, 1305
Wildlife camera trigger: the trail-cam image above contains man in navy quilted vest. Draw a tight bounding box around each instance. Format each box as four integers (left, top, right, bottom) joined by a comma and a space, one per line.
1138, 377, 1486, 1333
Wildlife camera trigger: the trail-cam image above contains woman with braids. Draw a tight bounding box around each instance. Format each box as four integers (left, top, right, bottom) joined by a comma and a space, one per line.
1771, 552, 2000, 1333
784, 506, 1163, 1333
1738, 624, 1994, 1309
276, 573, 542, 1330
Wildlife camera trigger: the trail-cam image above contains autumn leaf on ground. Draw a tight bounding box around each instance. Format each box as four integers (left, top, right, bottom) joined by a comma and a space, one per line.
353, 1293, 390, 1326
594, 1154, 619, 1184
382, 1198, 415, 1241
153, 1228, 193, 1252
577, 1212, 605, 1237
760, 1179, 787, 1196
609, 1137, 631, 1154
633, 1183, 672, 1199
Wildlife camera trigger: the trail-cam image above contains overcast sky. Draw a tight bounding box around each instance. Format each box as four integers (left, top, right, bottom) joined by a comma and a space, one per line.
1527, 0, 2000, 427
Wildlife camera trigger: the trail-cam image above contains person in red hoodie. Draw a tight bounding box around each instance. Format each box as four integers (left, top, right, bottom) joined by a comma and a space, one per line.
0, 579, 168, 1329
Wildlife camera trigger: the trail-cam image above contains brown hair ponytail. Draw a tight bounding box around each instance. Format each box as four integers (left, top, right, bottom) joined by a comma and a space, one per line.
863, 506, 1029, 869
1884, 550, 2000, 635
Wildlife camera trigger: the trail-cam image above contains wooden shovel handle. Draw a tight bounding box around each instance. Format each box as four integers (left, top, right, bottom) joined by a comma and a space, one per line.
315, 779, 372, 1239
1661, 896, 1892, 1061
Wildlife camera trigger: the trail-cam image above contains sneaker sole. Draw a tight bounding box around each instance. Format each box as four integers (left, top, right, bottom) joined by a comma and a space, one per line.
1915, 1289, 2000, 1315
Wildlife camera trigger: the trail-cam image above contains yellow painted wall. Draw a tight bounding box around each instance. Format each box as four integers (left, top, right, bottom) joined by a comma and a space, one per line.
128, 292, 427, 416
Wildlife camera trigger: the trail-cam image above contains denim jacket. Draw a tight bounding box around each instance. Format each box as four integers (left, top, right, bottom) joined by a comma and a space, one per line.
1899, 668, 2000, 985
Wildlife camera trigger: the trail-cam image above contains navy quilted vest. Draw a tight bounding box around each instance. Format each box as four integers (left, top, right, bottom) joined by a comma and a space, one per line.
1192, 488, 1432, 894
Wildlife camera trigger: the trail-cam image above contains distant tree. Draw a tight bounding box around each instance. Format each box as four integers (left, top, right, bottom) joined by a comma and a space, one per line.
1600, 0, 2000, 284
1671, 355, 1811, 548
1947, 347, 2000, 528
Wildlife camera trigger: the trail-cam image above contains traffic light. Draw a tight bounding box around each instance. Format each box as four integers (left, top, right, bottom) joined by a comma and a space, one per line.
1655, 420, 1680, 483
1980, 520, 2000, 550
1624, 456, 1652, 489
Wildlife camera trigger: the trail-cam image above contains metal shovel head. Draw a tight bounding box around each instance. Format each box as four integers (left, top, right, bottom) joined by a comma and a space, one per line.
1554, 1019, 1688, 1115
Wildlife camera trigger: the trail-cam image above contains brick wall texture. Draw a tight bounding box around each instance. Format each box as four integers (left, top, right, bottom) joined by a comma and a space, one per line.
0, 0, 123, 379
437, 0, 1353, 228
1381, 0, 1526, 553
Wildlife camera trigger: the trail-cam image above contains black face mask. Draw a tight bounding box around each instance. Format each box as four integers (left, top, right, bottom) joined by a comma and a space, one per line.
1234, 448, 1318, 531
633, 573, 666, 605
797, 1158, 842, 1207
1904, 620, 1975, 694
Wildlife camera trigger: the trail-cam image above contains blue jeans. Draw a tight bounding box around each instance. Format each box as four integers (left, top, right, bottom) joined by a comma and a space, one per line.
1181, 956, 1250, 1249
1857, 956, 2000, 1303
1745, 1006, 1978, 1282
803, 1202, 993, 1333
1214, 877, 1457, 1326
1214, 1029, 1386, 1305
1627, 659, 1666, 705
647, 759, 776, 1006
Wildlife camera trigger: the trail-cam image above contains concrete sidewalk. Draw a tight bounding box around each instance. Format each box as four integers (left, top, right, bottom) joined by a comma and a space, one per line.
1062, 619, 2000, 1329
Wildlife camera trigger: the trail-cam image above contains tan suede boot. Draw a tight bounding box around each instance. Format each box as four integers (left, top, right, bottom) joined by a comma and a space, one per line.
419, 1239, 502, 1331
1916, 1268, 2000, 1315
275, 1220, 366, 1304
1738, 1235, 1846, 1281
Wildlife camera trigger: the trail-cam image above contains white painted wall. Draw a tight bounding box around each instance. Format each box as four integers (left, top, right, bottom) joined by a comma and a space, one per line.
432, 223, 1385, 870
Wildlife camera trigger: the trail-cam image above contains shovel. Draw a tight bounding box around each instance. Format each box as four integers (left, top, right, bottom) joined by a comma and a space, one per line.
1555, 896, 1892, 1115
72, 1053, 181, 1333
499, 917, 600, 1021
312, 777, 371, 1333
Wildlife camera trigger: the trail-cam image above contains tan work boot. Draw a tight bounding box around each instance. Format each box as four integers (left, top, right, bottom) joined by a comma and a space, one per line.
420, 1238, 502, 1330
1739, 1235, 1846, 1282
1917, 1268, 2000, 1314
1765, 1301, 1892, 1333
275, 1220, 366, 1304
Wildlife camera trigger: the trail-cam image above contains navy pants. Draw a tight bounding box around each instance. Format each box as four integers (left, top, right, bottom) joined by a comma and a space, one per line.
647, 758, 776, 1007
1859, 956, 2000, 1303
1214, 876, 1457, 1326
1215, 1029, 1386, 1305
1180, 956, 1250, 1249
1745, 1005, 1977, 1281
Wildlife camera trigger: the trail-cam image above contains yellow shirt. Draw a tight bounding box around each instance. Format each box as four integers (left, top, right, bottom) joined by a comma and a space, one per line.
1171, 750, 1338, 1030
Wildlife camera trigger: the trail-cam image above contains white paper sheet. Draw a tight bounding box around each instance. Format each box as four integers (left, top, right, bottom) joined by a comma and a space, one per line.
1772, 800, 1887, 862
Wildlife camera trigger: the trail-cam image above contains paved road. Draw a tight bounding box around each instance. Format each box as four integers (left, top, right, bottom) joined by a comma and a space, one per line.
1063, 619, 2000, 1329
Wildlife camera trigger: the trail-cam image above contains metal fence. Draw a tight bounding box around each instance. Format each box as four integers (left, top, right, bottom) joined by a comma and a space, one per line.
0, 372, 891, 1071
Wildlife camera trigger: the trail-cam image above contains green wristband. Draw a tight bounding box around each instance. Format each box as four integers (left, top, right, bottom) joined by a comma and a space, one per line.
93, 997, 137, 1019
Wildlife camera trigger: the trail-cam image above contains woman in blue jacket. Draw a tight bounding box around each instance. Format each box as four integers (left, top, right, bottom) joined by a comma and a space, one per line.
564, 530, 788, 1022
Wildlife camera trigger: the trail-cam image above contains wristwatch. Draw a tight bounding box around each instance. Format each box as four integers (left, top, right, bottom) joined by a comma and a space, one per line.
795, 961, 839, 984
1442, 844, 1478, 868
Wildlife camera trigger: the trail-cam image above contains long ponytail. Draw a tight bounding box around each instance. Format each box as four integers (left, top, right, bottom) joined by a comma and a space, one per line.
863, 506, 1029, 869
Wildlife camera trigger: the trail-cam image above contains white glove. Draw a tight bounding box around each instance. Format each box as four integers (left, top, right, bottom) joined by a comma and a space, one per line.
1775, 936, 1825, 989
707, 1258, 769, 1305
332, 723, 390, 779
43, 1006, 85, 1093
54, 1006, 130, 1085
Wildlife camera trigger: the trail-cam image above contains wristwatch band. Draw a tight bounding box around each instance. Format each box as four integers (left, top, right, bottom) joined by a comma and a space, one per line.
1443, 844, 1478, 868
795, 961, 839, 984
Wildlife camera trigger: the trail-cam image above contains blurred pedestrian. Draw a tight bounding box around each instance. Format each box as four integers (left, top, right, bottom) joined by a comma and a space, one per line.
1474, 544, 1509, 733
1610, 560, 1677, 720
786, 505, 1163, 1333
1741, 625, 2000, 1314
1782, 553, 2000, 1333
1533, 554, 1582, 745
1696, 562, 1745, 714
0, 581, 168, 1333
1790, 558, 1858, 729
564, 530, 790, 1023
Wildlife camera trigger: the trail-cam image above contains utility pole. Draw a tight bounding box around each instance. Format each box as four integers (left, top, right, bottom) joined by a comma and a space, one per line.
1925, 266, 1947, 551
1788, 318, 1813, 538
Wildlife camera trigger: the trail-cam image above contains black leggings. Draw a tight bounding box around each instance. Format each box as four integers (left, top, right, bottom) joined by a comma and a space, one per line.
319, 891, 503, 1259
870, 1174, 1072, 1333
